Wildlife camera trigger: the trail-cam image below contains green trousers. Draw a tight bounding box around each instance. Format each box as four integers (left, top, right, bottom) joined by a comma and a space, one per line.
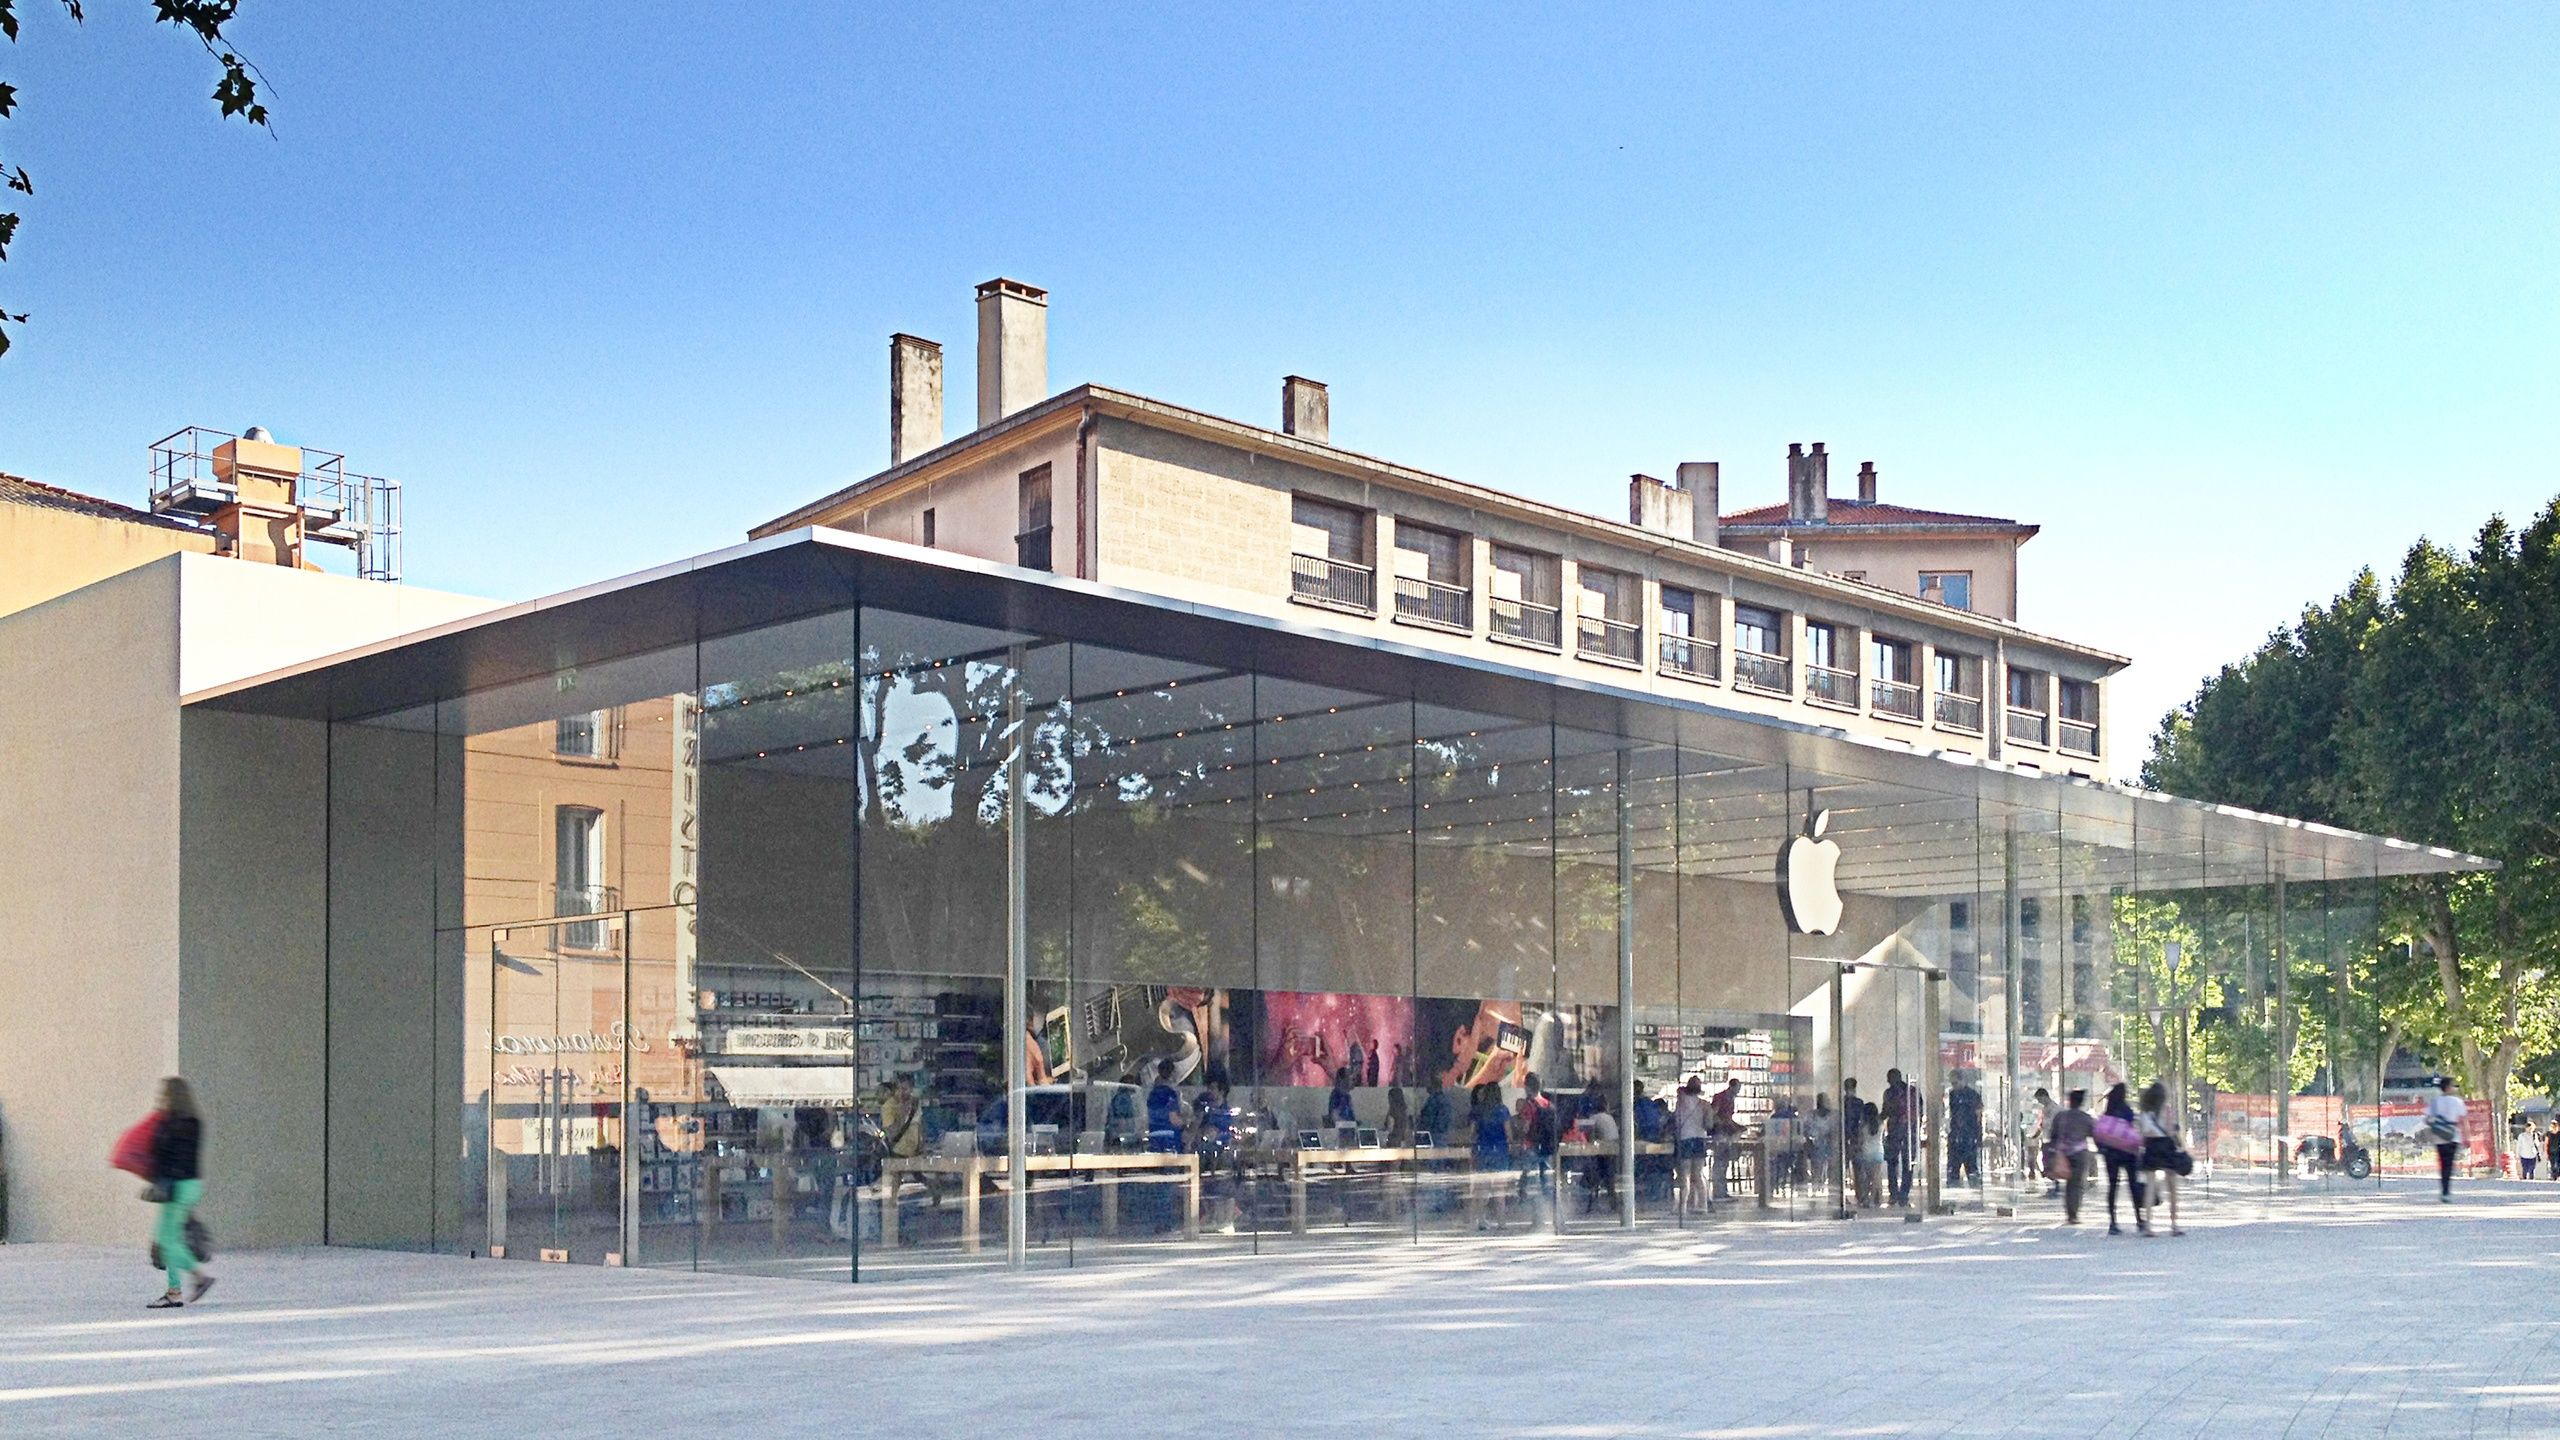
157, 1179, 203, 1290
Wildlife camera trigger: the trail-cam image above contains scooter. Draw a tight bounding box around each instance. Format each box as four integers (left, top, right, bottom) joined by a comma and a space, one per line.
2294, 1134, 2372, 1180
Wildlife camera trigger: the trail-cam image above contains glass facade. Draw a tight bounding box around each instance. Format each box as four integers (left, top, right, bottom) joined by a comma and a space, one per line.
281, 541, 2477, 1280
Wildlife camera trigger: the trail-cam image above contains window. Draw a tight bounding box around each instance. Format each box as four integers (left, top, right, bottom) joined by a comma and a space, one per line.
1732, 604, 1789, 694
2058, 678, 2100, 757
1920, 571, 1973, 611
1869, 637, 1920, 720
2005, 666, 2050, 746
1575, 565, 1639, 663
1659, 585, 1718, 681
554, 709, 617, 760
554, 805, 610, 949
1289, 495, 1374, 612
1804, 621, 1857, 707
1934, 651, 1984, 732
1838, 570, 1868, 584
920, 507, 936, 548
1487, 544, 1562, 649
1391, 520, 1468, 629
1016, 465, 1053, 571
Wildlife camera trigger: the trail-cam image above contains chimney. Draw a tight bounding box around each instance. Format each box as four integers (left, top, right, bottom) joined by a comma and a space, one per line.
1677, 460, 1721, 547
209, 425, 306, 569
1857, 460, 1878, 504
1282, 375, 1329, 443
1807, 442, 1830, 522
974, 277, 1047, 428
1786, 443, 1809, 521
1629, 473, 1693, 538
890, 334, 944, 465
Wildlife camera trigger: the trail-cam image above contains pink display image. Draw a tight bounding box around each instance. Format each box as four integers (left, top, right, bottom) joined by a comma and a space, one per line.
1259, 990, 1414, 1089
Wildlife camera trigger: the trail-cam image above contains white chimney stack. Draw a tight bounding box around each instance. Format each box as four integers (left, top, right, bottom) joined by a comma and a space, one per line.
975, 277, 1048, 428
1283, 375, 1329, 443
890, 333, 943, 465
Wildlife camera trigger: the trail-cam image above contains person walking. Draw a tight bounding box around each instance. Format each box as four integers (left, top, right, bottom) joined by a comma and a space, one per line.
2100, 1082, 2146, 1236
2424, 1076, 2467, 1202
2544, 1120, 2559, 1183
2134, 1081, 2184, 1236
2049, 1089, 2096, 1225
1673, 1077, 1712, 1217
1880, 1069, 1920, 1208
2029, 1087, 2061, 1198
143, 1077, 211, 1309
1945, 1076, 1983, 1189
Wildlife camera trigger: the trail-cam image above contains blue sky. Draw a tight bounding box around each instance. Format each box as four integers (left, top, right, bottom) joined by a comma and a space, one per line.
4, 3, 2554, 760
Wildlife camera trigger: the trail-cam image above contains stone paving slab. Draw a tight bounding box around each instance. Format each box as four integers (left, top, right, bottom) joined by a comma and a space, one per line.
3, 1178, 2556, 1438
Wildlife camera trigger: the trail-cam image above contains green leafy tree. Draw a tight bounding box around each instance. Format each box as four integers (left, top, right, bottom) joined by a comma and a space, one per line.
2144, 499, 2560, 1156
1, 0, 267, 355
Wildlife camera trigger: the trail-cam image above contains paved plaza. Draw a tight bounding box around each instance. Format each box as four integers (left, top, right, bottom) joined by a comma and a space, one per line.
4, 1178, 2557, 1438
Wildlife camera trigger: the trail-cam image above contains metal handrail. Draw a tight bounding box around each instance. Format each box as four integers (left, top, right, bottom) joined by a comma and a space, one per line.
1659, 632, 1719, 682
1934, 692, 1984, 732
1394, 575, 1471, 629
1733, 650, 1791, 696
1490, 596, 1563, 648
2006, 710, 2050, 746
1290, 552, 1376, 611
1015, 525, 1055, 571
1807, 664, 1860, 708
1577, 614, 1641, 663
1871, 677, 1922, 720
2058, 719, 2100, 757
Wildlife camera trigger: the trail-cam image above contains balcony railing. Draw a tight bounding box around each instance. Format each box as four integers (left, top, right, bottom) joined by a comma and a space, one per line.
2006, 710, 2050, 747
1015, 525, 1054, 572
1394, 575, 1471, 630
1934, 692, 1984, 733
1659, 632, 1719, 683
1489, 596, 1563, 649
553, 884, 622, 952
1806, 664, 1860, 709
2058, 718, 2100, 757
1290, 553, 1376, 612
1871, 677, 1922, 721
1733, 650, 1791, 696
1577, 615, 1641, 665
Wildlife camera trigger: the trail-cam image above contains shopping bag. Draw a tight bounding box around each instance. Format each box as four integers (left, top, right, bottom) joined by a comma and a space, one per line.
2092, 1115, 2142, 1154
110, 1115, 161, 1178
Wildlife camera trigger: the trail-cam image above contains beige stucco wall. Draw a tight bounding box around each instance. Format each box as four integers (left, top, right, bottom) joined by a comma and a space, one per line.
800, 420, 1084, 577
0, 554, 497, 1244
0, 563, 188, 1244
0, 501, 215, 623
1771, 532, 2023, 622
1084, 418, 2107, 773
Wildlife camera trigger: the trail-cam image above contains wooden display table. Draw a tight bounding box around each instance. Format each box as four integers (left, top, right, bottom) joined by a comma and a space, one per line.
877, 1152, 1201, 1252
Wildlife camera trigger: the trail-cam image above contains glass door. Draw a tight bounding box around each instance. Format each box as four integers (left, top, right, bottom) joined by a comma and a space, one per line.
487, 914, 631, 1265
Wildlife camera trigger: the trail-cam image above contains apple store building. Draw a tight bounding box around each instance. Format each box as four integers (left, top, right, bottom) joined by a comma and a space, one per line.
186, 531, 2489, 1280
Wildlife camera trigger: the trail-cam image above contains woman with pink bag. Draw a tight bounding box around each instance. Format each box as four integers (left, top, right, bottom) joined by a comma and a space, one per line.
2095, 1083, 2147, 1236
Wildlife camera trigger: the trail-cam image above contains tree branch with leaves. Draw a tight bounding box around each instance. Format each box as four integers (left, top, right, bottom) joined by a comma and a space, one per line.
0, 0, 268, 355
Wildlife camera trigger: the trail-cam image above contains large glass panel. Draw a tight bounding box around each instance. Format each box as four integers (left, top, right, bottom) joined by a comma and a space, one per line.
1255, 676, 1417, 1255
1414, 705, 1552, 1240
482, 914, 628, 1265
1052, 645, 1256, 1264
686, 612, 861, 1279
854, 608, 1049, 1274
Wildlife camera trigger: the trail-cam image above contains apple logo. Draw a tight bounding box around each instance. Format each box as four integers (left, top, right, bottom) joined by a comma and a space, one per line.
1778, 809, 1845, 936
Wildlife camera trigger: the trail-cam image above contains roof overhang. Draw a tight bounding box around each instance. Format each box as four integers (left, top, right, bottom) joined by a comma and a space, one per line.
188, 529, 2492, 892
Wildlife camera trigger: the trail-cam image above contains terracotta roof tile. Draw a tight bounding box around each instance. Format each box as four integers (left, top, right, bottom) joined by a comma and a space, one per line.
0, 471, 204, 532
1719, 497, 2031, 531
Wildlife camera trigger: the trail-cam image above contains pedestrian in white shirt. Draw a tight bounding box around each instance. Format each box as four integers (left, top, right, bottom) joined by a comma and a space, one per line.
2425, 1077, 2467, 1202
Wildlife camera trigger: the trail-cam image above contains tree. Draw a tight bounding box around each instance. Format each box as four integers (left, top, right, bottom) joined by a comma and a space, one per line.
1, 0, 267, 356
2144, 499, 2560, 1160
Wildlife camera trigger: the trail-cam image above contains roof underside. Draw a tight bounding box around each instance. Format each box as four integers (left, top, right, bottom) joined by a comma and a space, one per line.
189, 531, 2491, 900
